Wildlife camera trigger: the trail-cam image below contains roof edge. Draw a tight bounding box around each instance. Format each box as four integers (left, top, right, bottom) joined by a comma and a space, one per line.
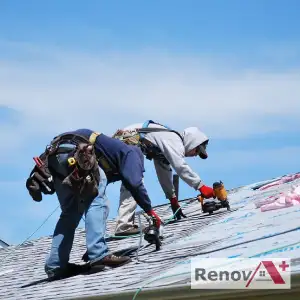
73, 273, 300, 300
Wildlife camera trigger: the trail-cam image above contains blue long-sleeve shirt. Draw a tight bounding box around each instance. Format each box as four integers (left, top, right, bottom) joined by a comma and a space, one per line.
65, 129, 152, 212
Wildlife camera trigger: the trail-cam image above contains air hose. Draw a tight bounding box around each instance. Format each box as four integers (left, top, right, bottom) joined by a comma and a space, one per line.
104, 197, 231, 240
101, 201, 194, 240
111, 200, 235, 264
135, 225, 300, 263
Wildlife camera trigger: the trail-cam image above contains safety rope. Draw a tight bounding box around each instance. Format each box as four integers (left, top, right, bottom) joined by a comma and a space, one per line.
104, 200, 195, 240
81, 201, 192, 240
0, 205, 60, 266
100, 201, 195, 265
0, 195, 196, 267
135, 214, 145, 262
0, 195, 222, 277
132, 201, 235, 264
136, 225, 300, 263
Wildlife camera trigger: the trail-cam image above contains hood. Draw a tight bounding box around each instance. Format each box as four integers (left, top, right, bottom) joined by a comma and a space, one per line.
182, 127, 209, 153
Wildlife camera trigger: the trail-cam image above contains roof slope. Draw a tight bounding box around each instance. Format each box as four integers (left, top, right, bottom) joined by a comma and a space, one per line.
1, 173, 300, 300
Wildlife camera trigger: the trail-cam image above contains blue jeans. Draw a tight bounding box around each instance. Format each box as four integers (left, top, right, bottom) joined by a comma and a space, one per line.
45, 152, 109, 275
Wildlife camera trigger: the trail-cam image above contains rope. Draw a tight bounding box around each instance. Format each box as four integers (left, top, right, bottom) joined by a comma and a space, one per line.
0, 205, 60, 266
135, 214, 145, 263
101, 200, 194, 240
135, 225, 300, 263
0, 196, 223, 274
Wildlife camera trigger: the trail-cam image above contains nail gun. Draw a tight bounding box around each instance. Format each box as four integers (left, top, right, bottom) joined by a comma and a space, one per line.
142, 213, 163, 251
198, 181, 230, 214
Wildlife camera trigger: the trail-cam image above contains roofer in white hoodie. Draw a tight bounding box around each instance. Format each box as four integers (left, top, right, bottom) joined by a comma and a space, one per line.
112, 120, 216, 236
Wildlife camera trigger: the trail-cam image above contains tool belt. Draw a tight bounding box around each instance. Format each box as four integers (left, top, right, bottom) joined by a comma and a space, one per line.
26, 153, 56, 202
112, 129, 141, 146
113, 126, 183, 165
26, 132, 101, 203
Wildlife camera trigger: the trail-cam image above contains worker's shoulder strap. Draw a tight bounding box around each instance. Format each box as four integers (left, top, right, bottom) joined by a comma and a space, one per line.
49, 131, 100, 150
137, 127, 183, 141
138, 120, 183, 142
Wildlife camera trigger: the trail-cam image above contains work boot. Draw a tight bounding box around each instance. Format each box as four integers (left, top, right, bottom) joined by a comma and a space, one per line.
91, 254, 131, 268
114, 225, 144, 237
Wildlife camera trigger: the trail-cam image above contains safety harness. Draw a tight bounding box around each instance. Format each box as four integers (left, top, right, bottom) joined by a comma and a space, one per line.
26, 132, 101, 204
113, 120, 183, 165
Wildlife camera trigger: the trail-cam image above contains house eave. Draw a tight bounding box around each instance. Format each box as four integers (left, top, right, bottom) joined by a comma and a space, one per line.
72, 273, 300, 300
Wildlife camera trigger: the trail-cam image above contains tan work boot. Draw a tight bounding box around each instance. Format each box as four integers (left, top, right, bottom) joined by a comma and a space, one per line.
115, 225, 144, 237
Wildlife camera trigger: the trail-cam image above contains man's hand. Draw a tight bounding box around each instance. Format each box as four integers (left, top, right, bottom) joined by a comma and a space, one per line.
146, 209, 162, 228
199, 185, 215, 199
170, 196, 187, 220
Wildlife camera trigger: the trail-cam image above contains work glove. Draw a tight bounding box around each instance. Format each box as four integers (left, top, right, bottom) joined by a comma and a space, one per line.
199, 185, 215, 199
146, 209, 162, 228
170, 196, 187, 220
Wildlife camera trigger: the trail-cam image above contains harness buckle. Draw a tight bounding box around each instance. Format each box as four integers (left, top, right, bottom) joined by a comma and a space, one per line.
68, 157, 76, 166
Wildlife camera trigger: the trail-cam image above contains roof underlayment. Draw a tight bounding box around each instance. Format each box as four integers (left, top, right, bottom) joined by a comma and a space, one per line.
1, 172, 300, 299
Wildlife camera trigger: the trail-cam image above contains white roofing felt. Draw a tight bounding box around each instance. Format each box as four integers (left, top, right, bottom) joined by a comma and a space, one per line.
0, 172, 300, 299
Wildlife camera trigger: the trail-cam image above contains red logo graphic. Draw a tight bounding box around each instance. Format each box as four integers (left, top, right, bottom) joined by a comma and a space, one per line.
246, 260, 289, 287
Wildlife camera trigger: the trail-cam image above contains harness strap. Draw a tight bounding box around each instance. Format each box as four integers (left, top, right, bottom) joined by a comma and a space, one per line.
140, 120, 172, 139
138, 119, 183, 142
51, 132, 99, 147
142, 119, 171, 130
46, 131, 101, 156
37, 131, 102, 179
137, 120, 183, 165
137, 127, 183, 141
89, 132, 101, 144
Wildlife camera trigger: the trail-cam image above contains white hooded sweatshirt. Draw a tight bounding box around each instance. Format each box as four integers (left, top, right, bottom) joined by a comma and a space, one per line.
122, 121, 208, 198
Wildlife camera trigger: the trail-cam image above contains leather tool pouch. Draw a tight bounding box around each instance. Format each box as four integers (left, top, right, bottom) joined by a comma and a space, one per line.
26, 132, 101, 204
62, 143, 100, 203
26, 157, 55, 202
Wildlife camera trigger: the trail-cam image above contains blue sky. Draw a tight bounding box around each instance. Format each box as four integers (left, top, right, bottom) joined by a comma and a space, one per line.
0, 0, 300, 245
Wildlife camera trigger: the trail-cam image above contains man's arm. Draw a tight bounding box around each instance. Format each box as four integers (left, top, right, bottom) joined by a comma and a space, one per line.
120, 148, 152, 212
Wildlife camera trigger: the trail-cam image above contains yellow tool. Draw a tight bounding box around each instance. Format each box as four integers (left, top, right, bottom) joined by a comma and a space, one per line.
213, 181, 228, 201
197, 181, 227, 202
198, 180, 230, 214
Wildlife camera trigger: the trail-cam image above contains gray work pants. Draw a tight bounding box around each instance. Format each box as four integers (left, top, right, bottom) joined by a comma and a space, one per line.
114, 159, 176, 233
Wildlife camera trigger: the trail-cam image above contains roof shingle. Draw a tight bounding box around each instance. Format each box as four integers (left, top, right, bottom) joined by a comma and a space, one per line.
1, 174, 300, 300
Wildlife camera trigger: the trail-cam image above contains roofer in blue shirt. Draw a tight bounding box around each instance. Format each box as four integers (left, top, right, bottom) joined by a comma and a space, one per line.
26, 128, 162, 280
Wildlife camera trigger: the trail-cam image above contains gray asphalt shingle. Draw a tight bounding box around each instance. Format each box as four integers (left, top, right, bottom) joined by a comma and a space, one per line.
1, 174, 300, 299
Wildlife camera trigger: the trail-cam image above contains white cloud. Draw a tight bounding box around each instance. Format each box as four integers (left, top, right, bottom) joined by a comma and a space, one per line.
0, 40, 299, 166
0, 41, 300, 144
